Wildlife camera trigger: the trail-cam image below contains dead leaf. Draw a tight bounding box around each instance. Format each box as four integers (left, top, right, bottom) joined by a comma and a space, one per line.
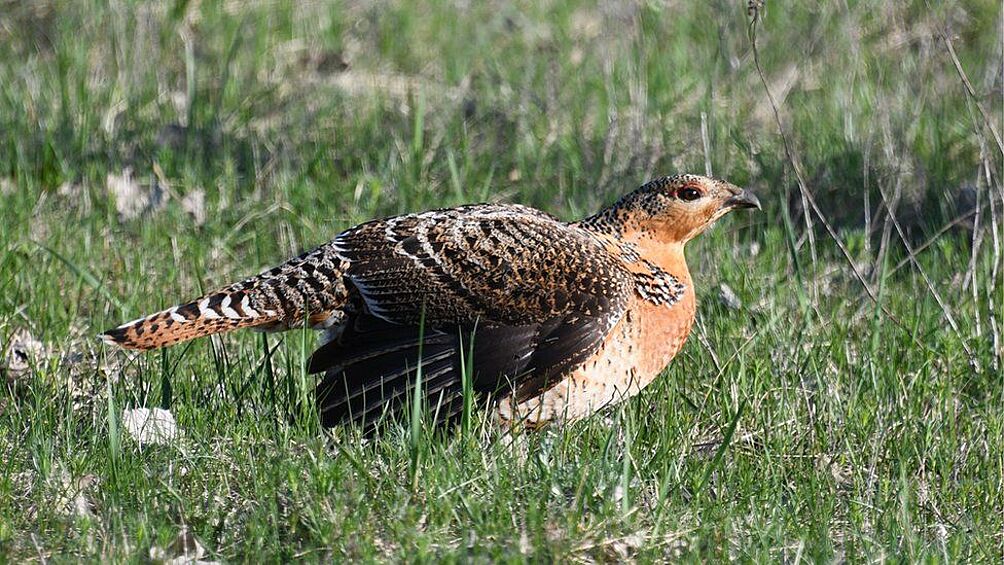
519, 527, 532, 555
57, 181, 82, 198
610, 532, 645, 560
50, 465, 99, 519
122, 407, 179, 446
181, 189, 206, 226
2, 329, 47, 374
107, 168, 145, 219
718, 283, 742, 310
149, 527, 218, 565
107, 168, 166, 220
1, 178, 16, 196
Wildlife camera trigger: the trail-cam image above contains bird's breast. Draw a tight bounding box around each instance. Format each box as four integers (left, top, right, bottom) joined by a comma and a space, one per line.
627, 292, 697, 377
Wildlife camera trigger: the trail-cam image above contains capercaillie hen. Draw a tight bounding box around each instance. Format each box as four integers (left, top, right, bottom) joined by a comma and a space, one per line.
101, 175, 760, 431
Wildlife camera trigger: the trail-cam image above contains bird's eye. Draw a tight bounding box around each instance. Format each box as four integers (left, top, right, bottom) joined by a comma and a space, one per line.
678, 187, 702, 201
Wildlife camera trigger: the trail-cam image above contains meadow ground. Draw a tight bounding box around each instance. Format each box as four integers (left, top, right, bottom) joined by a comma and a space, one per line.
1, 1, 1002, 561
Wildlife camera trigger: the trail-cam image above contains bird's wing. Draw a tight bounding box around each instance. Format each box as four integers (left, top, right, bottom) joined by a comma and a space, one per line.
307, 204, 633, 429
334, 204, 628, 326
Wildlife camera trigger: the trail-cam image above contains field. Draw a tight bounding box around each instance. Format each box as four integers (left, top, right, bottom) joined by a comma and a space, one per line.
1, 0, 1002, 561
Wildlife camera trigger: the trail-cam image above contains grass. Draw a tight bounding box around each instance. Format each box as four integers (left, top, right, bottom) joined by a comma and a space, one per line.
1, 0, 1002, 561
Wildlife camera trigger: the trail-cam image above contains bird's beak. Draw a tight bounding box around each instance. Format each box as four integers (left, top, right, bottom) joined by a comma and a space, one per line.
723, 189, 761, 210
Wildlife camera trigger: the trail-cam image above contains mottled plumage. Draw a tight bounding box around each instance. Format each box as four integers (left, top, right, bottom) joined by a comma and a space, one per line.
101, 174, 759, 431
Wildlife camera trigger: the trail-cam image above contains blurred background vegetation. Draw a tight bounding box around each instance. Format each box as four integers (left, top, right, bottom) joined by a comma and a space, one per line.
1, 0, 999, 228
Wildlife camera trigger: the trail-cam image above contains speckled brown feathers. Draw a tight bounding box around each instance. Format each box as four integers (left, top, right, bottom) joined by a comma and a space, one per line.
334, 204, 630, 326
101, 174, 760, 431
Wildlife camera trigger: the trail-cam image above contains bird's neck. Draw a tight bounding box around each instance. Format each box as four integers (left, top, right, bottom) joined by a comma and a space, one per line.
576, 211, 690, 279
576, 204, 626, 235
634, 237, 689, 275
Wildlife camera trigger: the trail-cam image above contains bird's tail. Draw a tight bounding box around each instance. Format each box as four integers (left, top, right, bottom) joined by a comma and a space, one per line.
100, 243, 349, 350
99, 287, 283, 350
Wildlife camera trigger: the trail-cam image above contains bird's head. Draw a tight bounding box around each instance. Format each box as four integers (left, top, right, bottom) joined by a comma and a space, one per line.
582, 174, 760, 245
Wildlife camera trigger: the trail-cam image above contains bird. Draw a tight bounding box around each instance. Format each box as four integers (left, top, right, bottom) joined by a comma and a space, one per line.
101, 174, 760, 431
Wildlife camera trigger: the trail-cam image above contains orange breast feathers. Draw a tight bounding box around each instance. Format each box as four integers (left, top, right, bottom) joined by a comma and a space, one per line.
629, 289, 696, 378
